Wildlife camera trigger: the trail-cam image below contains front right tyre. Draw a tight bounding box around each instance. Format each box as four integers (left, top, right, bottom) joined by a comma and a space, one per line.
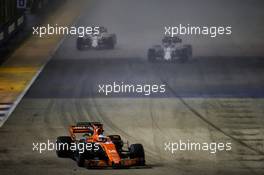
129, 144, 145, 166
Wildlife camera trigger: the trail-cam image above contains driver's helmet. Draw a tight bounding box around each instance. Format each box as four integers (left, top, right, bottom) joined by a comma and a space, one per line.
162, 36, 171, 47
98, 134, 107, 142
96, 128, 104, 135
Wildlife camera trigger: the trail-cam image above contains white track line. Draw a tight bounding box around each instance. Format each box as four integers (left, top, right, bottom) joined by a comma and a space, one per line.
0, 104, 12, 109
0, 39, 63, 127
0, 104, 12, 120
0, 13, 83, 127
0, 37, 65, 127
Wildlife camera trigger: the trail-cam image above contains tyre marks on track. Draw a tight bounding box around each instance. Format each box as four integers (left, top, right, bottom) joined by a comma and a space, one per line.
151, 61, 264, 172
208, 99, 264, 171
169, 83, 263, 154
164, 83, 264, 173
89, 97, 160, 162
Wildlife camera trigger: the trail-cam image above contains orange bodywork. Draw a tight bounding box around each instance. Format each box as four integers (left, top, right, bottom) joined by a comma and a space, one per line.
101, 143, 121, 164
68, 122, 140, 167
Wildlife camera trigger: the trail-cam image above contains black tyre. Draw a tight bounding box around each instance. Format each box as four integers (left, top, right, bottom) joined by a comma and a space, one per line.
148, 49, 156, 62
112, 34, 117, 45
56, 136, 72, 158
129, 144, 145, 165
77, 37, 84, 50
108, 37, 115, 49
75, 151, 85, 167
180, 45, 192, 63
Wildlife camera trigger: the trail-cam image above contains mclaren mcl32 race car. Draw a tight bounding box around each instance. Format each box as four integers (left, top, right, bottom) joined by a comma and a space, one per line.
148, 36, 192, 62
56, 122, 145, 168
76, 27, 117, 50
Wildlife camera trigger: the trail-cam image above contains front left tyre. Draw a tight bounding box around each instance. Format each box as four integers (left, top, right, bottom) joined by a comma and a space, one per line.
77, 37, 85, 50
75, 151, 85, 167
56, 136, 73, 158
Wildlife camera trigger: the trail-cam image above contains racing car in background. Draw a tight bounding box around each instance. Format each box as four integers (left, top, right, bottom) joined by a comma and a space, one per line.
76, 27, 117, 50
56, 122, 145, 168
148, 36, 192, 62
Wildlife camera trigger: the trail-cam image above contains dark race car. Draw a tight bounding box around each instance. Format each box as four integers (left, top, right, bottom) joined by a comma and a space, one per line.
76, 27, 117, 50
148, 36, 192, 62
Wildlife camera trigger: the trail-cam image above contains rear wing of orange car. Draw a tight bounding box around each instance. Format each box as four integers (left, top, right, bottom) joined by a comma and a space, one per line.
70, 125, 93, 133
76, 122, 103, 128
69, 122, 103, 138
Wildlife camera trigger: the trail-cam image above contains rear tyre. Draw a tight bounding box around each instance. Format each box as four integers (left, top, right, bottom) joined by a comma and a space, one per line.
108, 135, 123, 152
56, 136, 72, 158
108, 38, 115, 49
108, 35, 116, 49
180, 45, 192, 63
129, 144, 145, 166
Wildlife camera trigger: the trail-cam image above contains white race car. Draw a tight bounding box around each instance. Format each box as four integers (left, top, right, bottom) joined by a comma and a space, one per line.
77, 27, 117, 50
148, 36, 192, 62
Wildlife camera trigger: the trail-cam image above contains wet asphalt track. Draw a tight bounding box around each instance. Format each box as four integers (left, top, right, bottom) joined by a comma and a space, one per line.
0, 0, 264, 175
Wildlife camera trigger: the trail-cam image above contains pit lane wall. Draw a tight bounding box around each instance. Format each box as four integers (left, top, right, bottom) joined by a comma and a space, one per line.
0, 14, 25, 47
0, 0, 64, 48
0, 0, 85, 127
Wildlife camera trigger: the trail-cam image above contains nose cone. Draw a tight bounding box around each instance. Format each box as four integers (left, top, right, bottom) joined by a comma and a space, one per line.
102, 143, 121, 165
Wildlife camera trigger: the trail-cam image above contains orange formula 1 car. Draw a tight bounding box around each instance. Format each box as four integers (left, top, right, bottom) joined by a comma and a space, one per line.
56, 122, 145, 168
